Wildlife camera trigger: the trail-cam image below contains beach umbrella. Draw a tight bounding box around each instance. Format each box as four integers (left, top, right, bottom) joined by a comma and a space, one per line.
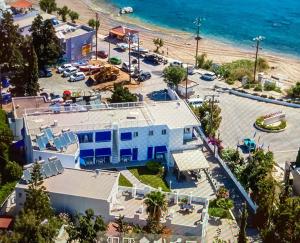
63, 90, 72, 96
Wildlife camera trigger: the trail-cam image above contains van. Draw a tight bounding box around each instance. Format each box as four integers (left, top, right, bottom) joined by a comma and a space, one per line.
187, 98, 203, 108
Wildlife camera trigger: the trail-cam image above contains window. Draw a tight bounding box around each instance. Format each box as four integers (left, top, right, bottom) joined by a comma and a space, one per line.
133, 132, 138, 137
77, 133, 93, 143
120, 132, 132, 141
162, 129, 167, 135
184, 128, 191, 134
149, 130, 154, 136
18, 193, 22, 198
95, 131, 111, 142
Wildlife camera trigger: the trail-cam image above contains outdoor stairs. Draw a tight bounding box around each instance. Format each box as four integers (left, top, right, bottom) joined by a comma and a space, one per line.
116, 167, 148, 189
112, 129, 119, 164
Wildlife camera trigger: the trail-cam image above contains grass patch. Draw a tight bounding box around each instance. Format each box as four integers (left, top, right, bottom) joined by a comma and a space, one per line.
0, 181, 18, 205
119, 174, 133, 187
208, 198, 233, 219
128, 166, 170, 192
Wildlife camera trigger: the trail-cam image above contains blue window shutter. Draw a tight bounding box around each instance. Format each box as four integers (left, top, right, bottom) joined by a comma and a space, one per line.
155, 146, 167, 153
95, 131, 111, 142
80, 149, 94, 158
132, 148, 138, 161
147, 147, 153, 159
120, 149, 132, 156
120, 132, 132, 141
95, 148, 112, 156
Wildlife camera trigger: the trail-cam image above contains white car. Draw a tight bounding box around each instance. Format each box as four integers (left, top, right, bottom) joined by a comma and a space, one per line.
122, 62, 135, 73
170, 60, 183, 67
57, 63, 72, 73
63, 66, 78, 77
187, 98, 203, 108
201, 72, 216, 81
116, 43, 129, 51
69, 72, 86, 82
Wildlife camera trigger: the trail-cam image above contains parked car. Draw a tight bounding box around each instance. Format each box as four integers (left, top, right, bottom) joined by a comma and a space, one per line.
116, 43, 129, 51
170, 60, 183, 67
57, 63, 72, 73
97, 50, 108, 59
201, 72, 216, 81
187, 98, 203, 108
138, 71, 151, 82
122, 62, 135, 73
144, 54, 167, 65
63, 66, 78, 77
69, 72, 86, 82
131, 46, 149, 54
39, 68, 52, 78
108, 57, 122, 65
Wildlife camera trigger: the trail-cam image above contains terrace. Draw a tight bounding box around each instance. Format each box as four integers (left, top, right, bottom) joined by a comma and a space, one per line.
110, 187, 209, 237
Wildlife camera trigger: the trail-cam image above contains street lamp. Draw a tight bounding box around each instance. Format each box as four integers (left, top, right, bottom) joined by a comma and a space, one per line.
253, 36, 265, 82
194, 17, 205, 67
126, 32, 138, 83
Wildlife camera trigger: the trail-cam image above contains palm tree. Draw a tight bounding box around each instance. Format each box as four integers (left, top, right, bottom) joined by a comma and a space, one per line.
88, 19, 100, 30
57, 6, 70, 22
69, 11, 79, 23
145, 191, 167, 223
153, 38, 164, 53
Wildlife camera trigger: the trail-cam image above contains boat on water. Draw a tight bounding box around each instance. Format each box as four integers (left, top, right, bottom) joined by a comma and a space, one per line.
119, 7, 133, 14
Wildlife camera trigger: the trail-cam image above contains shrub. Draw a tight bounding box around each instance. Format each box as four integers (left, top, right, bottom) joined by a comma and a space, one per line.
216, 198, 234, 210
146, 161, 163, 174
264, 82, 276, 91
216, 186, 229, 199
261, 94, 268, 98
225, 79, 235, 85
4, 161, 22, 182
255, 117, 287, 131
254, 84, 263, 92
268, 96, 275, 99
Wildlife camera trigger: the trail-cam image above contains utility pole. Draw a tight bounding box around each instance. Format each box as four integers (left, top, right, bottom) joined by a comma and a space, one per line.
0, 65, 2, 109
253, 36, 264, 82
127, 33, 132, 83
95, 12, 99, 60
108, 41, 111, 63
137, 34, 140, 73
185, 65, 189, 100
194, 17, 203, 67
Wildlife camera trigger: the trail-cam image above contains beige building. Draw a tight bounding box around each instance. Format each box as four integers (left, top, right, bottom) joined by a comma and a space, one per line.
15, 162, 119, 220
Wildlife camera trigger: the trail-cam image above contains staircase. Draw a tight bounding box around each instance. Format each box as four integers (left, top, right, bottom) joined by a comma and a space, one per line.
112, 129, 119, 163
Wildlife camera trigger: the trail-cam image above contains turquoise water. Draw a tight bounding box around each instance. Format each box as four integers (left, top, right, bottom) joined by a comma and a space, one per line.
106, 0, 300, 57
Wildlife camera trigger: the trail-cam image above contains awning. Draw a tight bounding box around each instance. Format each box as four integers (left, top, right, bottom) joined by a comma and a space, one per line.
172, 149, 209, 172
155, 146, 167, 153
95, 148, 111, 156
95, 131, 111, 142
80, 149, 94, 158
120, 149, 132, 156
120, 132, 132, 141
10, 0, 32, 8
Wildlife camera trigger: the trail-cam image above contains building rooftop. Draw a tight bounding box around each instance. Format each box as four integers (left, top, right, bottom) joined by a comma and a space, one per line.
10, 0, 32, 9
24, 100, 199, 136
55, 23, 93, 40
109, 25, 138, 38
14, 12, 56, 29
17, 168, 119, 201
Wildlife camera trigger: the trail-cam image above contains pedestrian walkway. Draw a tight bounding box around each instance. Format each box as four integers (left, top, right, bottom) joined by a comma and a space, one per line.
117, 167, 150, 189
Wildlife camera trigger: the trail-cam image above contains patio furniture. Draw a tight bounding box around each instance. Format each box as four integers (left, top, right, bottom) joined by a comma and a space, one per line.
122, 191, 131, 197
137, 205, 144, 214
135, 193, 144, 200
180, 203, 195, 213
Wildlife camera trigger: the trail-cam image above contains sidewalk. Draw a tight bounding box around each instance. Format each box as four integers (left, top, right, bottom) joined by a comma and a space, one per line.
117, 167, 149, 189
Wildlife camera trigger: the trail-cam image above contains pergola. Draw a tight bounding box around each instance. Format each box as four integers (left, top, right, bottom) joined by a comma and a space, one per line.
172, 149, 209, 179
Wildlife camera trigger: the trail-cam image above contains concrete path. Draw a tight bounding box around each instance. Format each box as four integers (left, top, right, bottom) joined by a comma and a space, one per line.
117, 167, 147, 189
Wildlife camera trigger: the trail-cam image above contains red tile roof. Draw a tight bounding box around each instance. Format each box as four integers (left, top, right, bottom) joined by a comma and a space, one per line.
109, 26, 138, 37
0, 217, 13, 229
10, 0, 32, 9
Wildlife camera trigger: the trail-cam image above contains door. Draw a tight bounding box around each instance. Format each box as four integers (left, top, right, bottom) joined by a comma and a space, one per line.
132, 148, 138, 161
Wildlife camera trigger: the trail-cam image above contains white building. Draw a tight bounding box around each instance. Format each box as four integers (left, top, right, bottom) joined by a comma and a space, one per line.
15, 161, 119, 219
17, 99, 201, 169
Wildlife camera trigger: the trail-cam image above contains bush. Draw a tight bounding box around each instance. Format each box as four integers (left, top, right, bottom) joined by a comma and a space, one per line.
4, 161, 22, 182
264, 82, 276, 91
261, 94, 268, 98
225, 79, 235, 85
254, 84, 263, 92
146, 161, 163, 175
255, 117, 287, 131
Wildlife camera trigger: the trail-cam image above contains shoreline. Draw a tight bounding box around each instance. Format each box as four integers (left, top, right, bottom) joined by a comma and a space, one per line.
31, 0, 300, 84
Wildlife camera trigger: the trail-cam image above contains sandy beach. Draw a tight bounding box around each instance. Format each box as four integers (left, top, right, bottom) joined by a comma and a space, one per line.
31, 0, 300, 84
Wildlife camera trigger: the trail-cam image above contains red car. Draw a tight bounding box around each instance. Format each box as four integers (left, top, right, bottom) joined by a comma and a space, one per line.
97, 50, 108, 59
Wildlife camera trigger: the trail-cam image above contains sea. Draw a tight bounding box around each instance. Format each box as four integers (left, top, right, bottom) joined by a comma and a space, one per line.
106, 0, 300, 57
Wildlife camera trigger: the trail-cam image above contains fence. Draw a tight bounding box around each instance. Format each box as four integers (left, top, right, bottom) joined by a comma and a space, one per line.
195, 127, 258, 213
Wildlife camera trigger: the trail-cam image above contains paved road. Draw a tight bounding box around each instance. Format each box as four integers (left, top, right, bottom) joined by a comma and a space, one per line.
188, 75, 300, 175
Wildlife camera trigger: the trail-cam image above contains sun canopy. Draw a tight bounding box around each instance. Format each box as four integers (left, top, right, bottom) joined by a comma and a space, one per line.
172, 149, 209, 172
10, 0, 32, 8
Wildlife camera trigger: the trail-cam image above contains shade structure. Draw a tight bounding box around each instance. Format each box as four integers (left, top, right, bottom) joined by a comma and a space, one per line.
95, 148, 111, 156
10, 0, 32, 8
172, 149, 209, 172
63, 90, 71, 96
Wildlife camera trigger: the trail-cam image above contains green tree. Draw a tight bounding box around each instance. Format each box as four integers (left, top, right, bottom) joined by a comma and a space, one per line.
295, 147, 300, 167
30, 15, 62, 69
3, 161, 22, 182
287, 82, 300, 98
238, 203, 248, 243
153, 38, 164, 53
67, 208, 107, 243
196, 53, 213, 70
163, 66, 186, 88
69, 11, 79, 23
114, 215, 129, 233
198, 101, 222, 137
57, 6, 70, 22
24, 162, 53, 220
12, 210, 60, 243
87, 19, 100, 30
110, 84, 137, 103
144, 191, 167, 233
24, 43, 39, 96
0, 11, 24, 72
39, 0, 57, 13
